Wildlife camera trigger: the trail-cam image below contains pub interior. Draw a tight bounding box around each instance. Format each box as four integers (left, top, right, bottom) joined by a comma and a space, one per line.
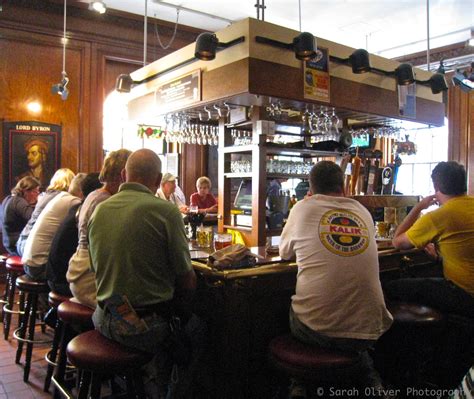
1, 1, 474, 398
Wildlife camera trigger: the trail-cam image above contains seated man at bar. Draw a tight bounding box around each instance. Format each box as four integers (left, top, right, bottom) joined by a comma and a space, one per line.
190, 176, 217, 213
388, 161, 474, 318
280, 161, 393, 395
156, 173, 188, 214
89, 149, 205, 398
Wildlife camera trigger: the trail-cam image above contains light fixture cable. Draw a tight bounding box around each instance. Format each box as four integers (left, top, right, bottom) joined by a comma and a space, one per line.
298, 0, 302, 32
62, 0, 66, 74
154, 8, 180, 50
144, 0, 148, 65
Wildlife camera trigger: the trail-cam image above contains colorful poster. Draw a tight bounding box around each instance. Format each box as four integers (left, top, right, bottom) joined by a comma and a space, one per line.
303, 47, 330, 103
2, 121, 62, 194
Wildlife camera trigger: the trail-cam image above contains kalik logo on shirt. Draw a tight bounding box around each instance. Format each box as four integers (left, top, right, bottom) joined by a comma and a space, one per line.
319, 209, 369, 256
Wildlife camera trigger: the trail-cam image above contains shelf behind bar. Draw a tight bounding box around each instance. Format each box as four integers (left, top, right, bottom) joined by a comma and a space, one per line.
222, 144, 344, 158
224, 172, 253, 178
225, 172, 307, 179
223, 224, 253, 232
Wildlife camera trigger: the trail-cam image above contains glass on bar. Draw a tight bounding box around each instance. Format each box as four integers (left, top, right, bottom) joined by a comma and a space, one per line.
214, 233, 232, 250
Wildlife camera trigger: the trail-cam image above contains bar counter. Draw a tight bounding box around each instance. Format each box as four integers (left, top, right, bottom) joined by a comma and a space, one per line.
190, 244, 438, 398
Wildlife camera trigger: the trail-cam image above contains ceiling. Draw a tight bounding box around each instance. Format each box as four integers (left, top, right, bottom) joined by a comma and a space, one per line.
87, 0, 473, 58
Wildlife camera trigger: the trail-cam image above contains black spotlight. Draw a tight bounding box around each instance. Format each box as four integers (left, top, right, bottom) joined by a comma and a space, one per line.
51, 72, 69, 101
395, 63, 415, 85
194, 33, 245, 61
293, 32, 317, 60
349, 49, 371, 74
195, 32, 219, 61
428, 73, 448, 94
255, 33, 318, 60
115, 74, 134, 93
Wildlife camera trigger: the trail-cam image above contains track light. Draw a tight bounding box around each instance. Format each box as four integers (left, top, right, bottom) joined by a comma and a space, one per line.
255, 32, 318, 61
51, 71, 69, 100
394, 63, 415, 85
90, 1, 106, 14
423, 73, 448, 94
115, 34, 245, 93
292, 32, 317, 60
349, 49, 371, 74
52, 0, 69, 100
194, 33, 245, 61
116, 74, 134, 93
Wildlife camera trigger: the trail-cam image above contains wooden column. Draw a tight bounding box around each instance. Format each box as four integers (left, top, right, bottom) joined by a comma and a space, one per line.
448, 87, 474, 194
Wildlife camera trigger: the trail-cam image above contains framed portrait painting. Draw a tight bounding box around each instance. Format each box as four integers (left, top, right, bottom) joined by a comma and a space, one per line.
2, 121, 61, 194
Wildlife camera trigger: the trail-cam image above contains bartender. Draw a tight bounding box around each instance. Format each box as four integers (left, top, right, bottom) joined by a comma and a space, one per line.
267, 178, 283, 197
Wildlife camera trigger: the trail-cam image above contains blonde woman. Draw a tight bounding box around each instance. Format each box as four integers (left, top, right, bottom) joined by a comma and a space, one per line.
67, 149, 132, 308
22, 173, 87, 281
1, 177, 40, 255
16, 168, 75, 256
190, 176, 218, 213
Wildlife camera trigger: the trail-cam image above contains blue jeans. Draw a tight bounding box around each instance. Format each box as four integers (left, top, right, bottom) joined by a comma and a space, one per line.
289, 308, 383, 388
93, 305, 207, 398
23, 264, 46, 281
384, 277, 474, 319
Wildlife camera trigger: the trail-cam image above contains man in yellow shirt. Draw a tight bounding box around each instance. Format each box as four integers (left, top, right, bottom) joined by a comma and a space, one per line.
388, 161, 474, 318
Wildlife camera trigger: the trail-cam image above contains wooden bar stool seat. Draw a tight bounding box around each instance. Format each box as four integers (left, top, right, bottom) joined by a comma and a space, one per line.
379, 301, 445, 386
13, 274, 51, 382
52, 300, 94, 399
268, 334, 361, 392
48, 291, 71, 309
3, 256, 25, 340
388, 302, 444, 325
67, 330, 153, 398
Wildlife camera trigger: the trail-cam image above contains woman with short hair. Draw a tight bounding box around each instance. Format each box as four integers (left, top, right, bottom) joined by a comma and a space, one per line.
1, 177, 40, 255
68, 149, 132, 308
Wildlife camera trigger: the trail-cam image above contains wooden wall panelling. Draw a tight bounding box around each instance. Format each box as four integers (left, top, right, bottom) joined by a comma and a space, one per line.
0, 1, 199, 197
448, 87, 473, 193
0, 27, 91, 193
180, 144, 207, 203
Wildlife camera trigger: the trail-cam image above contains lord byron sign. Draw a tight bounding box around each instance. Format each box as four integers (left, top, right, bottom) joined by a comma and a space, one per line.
2, 121, 62, 194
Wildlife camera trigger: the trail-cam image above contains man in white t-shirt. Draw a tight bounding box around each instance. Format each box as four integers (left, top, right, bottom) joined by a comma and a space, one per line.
280, 161, 392, 394
156, 173, 188, 214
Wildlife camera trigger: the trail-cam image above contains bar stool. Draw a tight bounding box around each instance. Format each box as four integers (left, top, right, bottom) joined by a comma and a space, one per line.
379, 302, 444, 386
52, 300, 94, 399
13, 274, 51, 382
67, 330, 153, 399
3, 256, 25, 340
268, 334, 361, 394
43, 291, 72, 392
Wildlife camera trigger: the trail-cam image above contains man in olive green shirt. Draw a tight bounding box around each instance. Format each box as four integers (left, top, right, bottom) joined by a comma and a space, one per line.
89, 149, 203, 398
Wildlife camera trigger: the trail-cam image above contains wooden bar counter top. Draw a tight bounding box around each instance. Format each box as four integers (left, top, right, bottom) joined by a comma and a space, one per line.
190, 243, 438, 398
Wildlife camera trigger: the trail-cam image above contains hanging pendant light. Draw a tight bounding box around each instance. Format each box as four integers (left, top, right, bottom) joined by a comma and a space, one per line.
51, 0, 69, 100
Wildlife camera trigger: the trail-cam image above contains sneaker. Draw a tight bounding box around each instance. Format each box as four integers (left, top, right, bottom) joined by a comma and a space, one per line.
288, 379, 307, 399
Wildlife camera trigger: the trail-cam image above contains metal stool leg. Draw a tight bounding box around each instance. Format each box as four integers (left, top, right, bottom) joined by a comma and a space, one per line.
44, 317, 63, 392
23, 292, 39, 382
3, 272, 18, 340
77, 370, 92, 399
89, 372, 102, 399
1, 272, 10, 323
15, 292, 31, 364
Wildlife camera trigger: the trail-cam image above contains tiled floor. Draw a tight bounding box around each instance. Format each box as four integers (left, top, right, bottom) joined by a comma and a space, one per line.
0, 286, 54, 399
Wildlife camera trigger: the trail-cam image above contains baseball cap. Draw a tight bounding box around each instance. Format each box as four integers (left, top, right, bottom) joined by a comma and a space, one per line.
161, 173, 177, 184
